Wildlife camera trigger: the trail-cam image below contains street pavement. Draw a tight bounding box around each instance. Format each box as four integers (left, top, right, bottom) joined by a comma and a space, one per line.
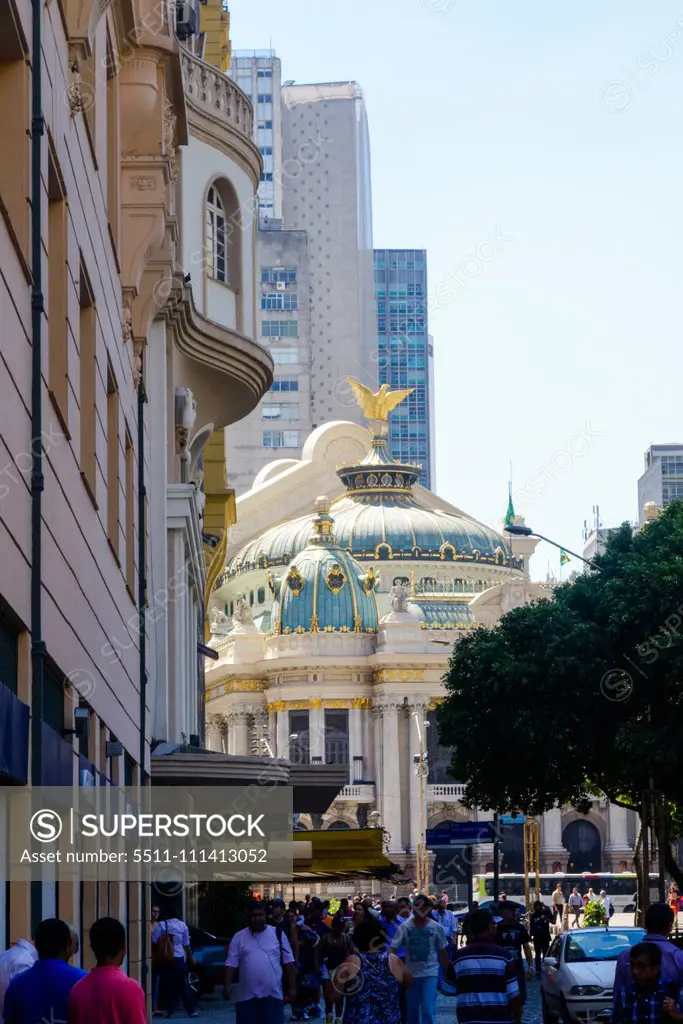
172, 978, 542, 1024
172, 915, 638, 1024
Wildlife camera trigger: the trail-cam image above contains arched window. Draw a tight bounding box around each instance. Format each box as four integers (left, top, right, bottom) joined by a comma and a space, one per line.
206, 185, 228, 283
257, 587, 265, 605
327, 821, 350, 830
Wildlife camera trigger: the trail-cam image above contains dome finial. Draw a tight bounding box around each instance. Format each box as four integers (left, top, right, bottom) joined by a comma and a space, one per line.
311, 495, 336, 546
346, 378, 414, 446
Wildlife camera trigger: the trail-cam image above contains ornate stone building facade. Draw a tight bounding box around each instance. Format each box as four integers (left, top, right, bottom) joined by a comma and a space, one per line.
206, 394, 638, 886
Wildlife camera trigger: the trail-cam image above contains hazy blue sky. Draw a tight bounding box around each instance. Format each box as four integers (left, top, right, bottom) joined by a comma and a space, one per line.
230, 0, 683, 576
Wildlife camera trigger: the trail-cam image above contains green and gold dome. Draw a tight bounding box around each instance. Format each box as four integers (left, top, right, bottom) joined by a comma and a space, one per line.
271, 498, 379, 636
228, 382, 521, 578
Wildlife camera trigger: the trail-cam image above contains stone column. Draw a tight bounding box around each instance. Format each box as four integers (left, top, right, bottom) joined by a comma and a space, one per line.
275, 705, 289, 758
363, 706, 375, 782
309, 699, 325, 762
251, 707, 268, 756
349, 701, 364, 782
231, 709, 250, 756
606, 803, 632, 868
408, 701, 428, 854
376, 702, 402, 853
205, 715, 225, 753
541, 807, 566, 871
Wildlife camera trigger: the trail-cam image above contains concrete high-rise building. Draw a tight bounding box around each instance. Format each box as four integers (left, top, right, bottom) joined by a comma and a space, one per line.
637, 444, 683, 522
374, 249, 434, 488
228, 51, 283, 220
281, 82, 375, 430
225, 73, 376, 494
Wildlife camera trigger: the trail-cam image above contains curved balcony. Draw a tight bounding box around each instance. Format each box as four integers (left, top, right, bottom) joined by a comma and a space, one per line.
165, 276, 273, 427
181, 48, 262, 189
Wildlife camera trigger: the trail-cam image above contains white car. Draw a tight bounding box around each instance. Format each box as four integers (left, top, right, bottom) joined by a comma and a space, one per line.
541, 926, 645, 1024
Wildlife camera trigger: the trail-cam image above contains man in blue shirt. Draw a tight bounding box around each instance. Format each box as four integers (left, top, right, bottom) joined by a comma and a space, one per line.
3, 918, 86, 1024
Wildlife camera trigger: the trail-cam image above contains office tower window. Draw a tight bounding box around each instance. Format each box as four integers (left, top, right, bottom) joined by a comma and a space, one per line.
206, 185, 228, 283
261, 319, 298, 338
261, 293, 297, 310
271, 348, 299, 365
260, 146, 273, 156
261, 267, 297, 285
257, 93, 272, 103
270, 376, 299, 392
257, 70, 272, 78
263, 430, 301, 448
48, 147, 69, 424
261, 173, 273, 182
125, 427, 135, 595
262, 404, 299, 421
257, 120, 273, 130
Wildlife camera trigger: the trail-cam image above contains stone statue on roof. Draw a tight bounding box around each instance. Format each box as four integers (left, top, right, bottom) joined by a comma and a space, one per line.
233, 593, 254, 626
389, 583, 410, 614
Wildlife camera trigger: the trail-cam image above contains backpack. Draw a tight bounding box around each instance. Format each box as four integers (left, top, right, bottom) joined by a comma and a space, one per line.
152, 921, 175, 967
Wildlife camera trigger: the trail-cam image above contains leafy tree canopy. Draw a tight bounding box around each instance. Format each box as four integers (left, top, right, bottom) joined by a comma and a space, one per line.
438, 502, 683, 824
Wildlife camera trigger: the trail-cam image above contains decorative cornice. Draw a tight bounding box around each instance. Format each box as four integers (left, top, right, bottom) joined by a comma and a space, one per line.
426, 697, 446, 711
373, 669, 426, 683
351, 698, 372, 709
265, 698, 362, 712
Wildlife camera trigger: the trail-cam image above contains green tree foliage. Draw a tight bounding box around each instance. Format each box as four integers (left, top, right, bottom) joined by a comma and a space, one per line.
438, 502, 683, 861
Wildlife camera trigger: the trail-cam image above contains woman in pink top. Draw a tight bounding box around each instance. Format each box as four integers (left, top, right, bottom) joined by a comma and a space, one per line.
68, 918, 146, 1024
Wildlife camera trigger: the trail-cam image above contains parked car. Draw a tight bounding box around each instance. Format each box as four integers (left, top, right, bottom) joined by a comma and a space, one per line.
541, 926, 645, 1024
188, 925, 230, 996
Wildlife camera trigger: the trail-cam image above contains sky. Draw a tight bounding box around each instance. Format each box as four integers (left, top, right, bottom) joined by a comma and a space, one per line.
229, 0, 683, 577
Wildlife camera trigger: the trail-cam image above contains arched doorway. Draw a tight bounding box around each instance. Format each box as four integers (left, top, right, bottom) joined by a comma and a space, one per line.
563, 819, 602, 872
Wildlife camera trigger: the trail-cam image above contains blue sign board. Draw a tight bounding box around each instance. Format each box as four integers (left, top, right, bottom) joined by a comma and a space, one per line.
500, 814, 525, 825
426, 821, 495, 847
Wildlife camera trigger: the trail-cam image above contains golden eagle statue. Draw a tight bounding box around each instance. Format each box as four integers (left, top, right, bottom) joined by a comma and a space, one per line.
347, 378, 414, 422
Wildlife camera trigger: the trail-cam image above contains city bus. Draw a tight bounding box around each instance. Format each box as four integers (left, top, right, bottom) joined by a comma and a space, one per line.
472, 872, 661, 913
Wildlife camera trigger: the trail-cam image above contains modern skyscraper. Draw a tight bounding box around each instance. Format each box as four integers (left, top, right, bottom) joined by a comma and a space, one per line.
281, 82, 376, 430
228, 50, 283, 220
637, 444, 683, 522
374, 249, 434, 488
225, 70, 377, 494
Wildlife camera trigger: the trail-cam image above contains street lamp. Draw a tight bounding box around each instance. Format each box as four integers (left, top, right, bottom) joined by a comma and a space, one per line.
504, 523, 598, 570
413, 714, 430, 893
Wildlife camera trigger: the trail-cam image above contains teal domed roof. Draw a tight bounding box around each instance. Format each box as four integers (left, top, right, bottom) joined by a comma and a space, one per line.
272, 499, 379, 636
229, 425, 522, 579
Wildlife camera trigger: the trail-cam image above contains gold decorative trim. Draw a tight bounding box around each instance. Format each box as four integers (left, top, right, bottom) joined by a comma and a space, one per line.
351, 697, 373, 709
309, 698, 323, 709
375, 541, 393, 560
363, 567, 378, 595
373, 669, 426, 683
325, 562, 347, 595
224, 679, 268, 692
266, 700, 286, 713
440, 543, 456, 561
309, 614, 320, 632
285, 565, 305, 596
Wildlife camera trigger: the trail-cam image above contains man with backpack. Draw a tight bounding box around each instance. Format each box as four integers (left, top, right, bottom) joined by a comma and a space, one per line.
151, 910, 197, 1018
224, 901, 297, 1024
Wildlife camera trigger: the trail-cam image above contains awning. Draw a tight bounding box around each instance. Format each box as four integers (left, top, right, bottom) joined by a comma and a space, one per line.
150, 751, 347, 814
290, 828, 397, 881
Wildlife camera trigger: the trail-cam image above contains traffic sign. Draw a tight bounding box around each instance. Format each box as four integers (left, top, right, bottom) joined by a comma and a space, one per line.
500, 813, 525, 825
426, 821, 495, 847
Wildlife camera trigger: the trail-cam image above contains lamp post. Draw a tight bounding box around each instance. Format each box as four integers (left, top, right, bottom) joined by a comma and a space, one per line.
504, 523, 598, 569
413, 713, 429, 893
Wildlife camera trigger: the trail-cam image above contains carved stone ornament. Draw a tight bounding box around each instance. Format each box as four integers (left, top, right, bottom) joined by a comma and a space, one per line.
163, 95, 179, 183
233, 594, 254, 626
209, 606, 231, 635
132, 340, 143, 390
131, 176, 156, 191
66, 60, 85, 115
389, 583, 409, 613
122, 304, 133, 345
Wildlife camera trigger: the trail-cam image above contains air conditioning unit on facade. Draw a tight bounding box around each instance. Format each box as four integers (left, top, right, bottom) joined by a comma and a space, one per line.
176, 2, 199, 40
276, 281, 286, 291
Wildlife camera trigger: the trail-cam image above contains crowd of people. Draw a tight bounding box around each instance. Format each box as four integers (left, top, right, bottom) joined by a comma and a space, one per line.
4, 894, 683, 1024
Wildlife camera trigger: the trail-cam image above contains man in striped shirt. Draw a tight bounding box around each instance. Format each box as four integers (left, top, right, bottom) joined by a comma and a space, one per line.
449, 909, 522, 1024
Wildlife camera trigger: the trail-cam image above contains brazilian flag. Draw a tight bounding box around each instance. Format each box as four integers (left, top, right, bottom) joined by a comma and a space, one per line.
505, 488, 515, 527
560, 549, 570, 566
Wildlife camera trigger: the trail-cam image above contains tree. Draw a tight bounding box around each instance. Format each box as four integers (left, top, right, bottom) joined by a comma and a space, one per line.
438, 502, 683, 882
